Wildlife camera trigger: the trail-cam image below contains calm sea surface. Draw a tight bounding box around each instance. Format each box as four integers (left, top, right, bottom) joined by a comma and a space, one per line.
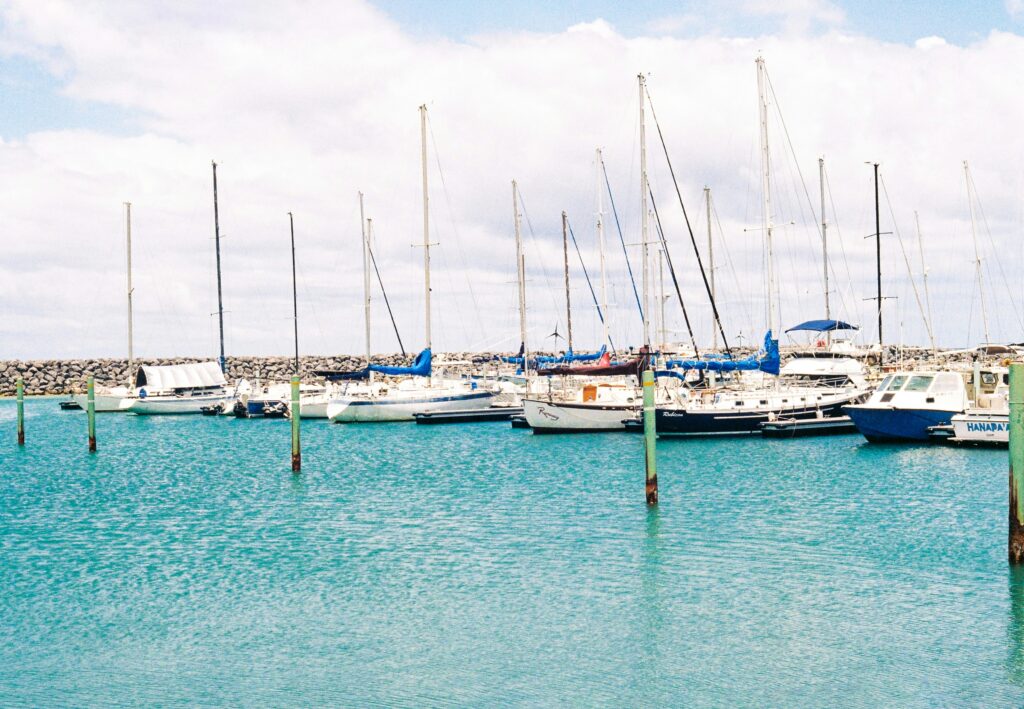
2, 397, 1023, 706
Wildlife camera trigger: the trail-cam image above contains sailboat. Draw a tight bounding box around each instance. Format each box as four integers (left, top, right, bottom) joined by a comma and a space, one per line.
72, 202, 138, 412
325, 107, 495, 423
237, 212, 331, 418
522, 75, 655, 433
126, 161, 236, 415
647, 58, 870, 436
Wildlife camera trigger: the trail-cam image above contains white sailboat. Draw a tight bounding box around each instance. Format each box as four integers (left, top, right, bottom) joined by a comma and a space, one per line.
126, 161, 238, 415
326, 106, 494, 423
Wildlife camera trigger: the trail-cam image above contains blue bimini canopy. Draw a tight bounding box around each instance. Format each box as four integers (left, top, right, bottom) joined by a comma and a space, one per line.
785, 319, 859, 333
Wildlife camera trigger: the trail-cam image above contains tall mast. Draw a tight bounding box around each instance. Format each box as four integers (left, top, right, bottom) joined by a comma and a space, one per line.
419, 104, 432, 350
915, 210, 936, 352
964, 160, 990, 344
638, 73, 651, 348
704, 186, 716, 350
819, 156, 830, 345
658, 249, 666, 349
124, 201, 134, 388
513, 181, 528, 369
561, 210, 573, 351
596, 148, 610, 349
756, 57, 777, 336
288, 212, 299, 375
359, 192, 371, 368
873, 162, 882, 363
211, 160, 226, 374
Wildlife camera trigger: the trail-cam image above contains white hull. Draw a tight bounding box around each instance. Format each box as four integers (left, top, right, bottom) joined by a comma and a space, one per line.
328, 390, 494, 423
522, 398, 637, 432
71, 392, 135, 412
951, 411, 1008, 444
299, 396, 329, 419
128, 392, 230, 415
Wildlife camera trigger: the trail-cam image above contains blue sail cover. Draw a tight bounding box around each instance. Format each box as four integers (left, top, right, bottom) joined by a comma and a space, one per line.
785, 319, 858, 333
659, 331, 780, 377
318, 348, 432, 381
535, 344, 608, 365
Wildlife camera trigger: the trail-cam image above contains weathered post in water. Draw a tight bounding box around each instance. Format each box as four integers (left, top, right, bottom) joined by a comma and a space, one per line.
291, 375, 301, 472
87, 376, 97, 452
16, 378, 24, 445
1010, 364, 1024, 562
643, 369, 658, 505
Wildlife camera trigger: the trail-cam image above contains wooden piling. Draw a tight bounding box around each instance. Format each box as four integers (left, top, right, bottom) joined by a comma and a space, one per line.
643, 369, 658, 505
87, 376, 97, 452
291, 376, 301, 472
1010, 364, 1024, 562
16, 378, 24, 445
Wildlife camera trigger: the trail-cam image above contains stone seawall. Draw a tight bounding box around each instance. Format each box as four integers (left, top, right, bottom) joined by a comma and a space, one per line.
0, 352, 506, 396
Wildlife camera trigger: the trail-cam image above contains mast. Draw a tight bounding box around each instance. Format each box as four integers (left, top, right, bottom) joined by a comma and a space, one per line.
658, 249, 666, 349
915, 210, 936, 352
420, 104, 432, 350
288, 212, 299, 375
639, 73, 651, 348
561, 210, 573, 352
873, 162, 883, 363
360, 192, 371, 368
513, 181, 528, 370
819, 157, 830, 344
596, 149, 610, 349
756, 57, 777, 336
704, 187, 716, 350
211, 160, 226, 374
124, 201, 134, 388
964, 160, 990, 344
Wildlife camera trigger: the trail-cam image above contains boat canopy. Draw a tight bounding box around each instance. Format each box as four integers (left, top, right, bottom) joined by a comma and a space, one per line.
316, 348, 432, 381
785, 319, 858, 333
659, 332, 780, 376
134, 361, 227, 391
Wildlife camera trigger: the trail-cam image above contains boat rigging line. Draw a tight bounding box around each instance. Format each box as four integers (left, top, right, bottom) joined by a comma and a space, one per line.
643, 85, 731, 356
648, 186, 699, 356
565, 217, 617, 355
599, 155, 645, 324
368, 242, 407, 357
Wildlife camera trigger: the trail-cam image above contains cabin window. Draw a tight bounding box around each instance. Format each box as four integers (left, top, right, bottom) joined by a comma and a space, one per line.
982, 372, 997, 386
930, 373, 961, 394
759, 400, 768, 405
883, 375, 908, 391
904, 375, 934, 392
735, 401, 744, 406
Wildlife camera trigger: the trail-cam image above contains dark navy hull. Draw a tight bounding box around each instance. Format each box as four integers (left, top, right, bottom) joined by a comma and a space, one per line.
656, 398, 852, 436
843, 405, 959, 443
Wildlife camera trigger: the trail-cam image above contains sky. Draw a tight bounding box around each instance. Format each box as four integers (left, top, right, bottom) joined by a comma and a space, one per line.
1, 0, 1024, 359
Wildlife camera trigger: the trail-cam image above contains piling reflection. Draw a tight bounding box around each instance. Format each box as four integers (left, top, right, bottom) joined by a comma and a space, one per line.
639, 505, 665, 666
1008, 566, 1024, 686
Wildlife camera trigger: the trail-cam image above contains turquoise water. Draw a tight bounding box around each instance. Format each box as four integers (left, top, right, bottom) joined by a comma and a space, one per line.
2, 398, 1023, 706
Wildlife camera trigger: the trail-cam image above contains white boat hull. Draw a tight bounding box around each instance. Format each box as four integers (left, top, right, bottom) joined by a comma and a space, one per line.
328, 391, 494, 423
522, 398, 637, 433
71, 392, 135, 413
951, 411, 1008, 444
127, 392, 230, 415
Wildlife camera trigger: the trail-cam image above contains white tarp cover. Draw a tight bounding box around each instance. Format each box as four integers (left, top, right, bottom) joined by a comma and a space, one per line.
135, 361, 227, 391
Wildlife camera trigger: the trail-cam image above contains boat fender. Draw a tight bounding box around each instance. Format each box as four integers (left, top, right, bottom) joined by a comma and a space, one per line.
139, 388, 147, 398
865, 355, 878, 366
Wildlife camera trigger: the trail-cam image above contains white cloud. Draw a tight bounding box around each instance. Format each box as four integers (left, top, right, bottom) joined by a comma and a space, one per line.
0, 1, 1022, 359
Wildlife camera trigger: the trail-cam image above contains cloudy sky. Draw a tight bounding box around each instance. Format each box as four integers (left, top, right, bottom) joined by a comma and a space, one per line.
2, 0, 1023, 359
